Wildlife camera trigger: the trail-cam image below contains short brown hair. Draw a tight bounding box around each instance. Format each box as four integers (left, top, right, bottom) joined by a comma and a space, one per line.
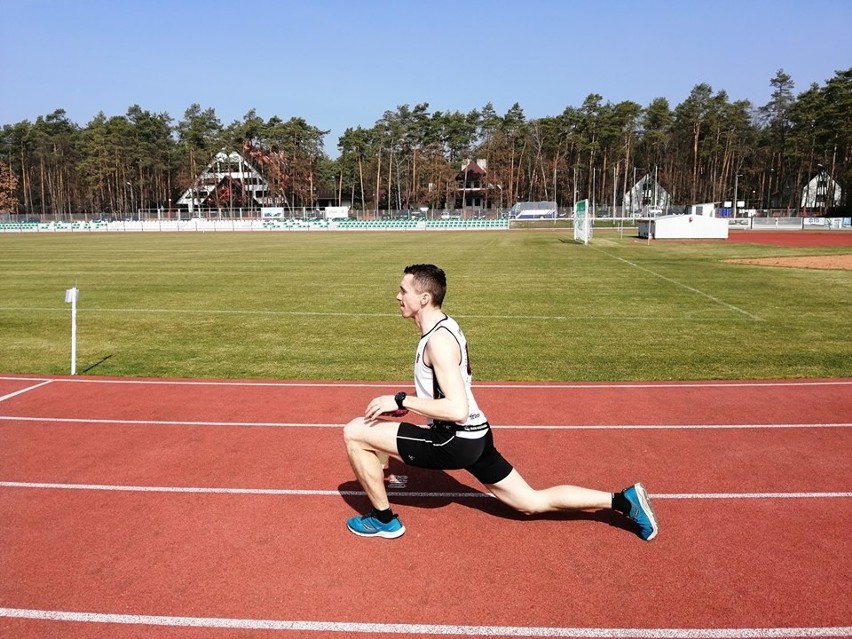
404, 264, 446, 307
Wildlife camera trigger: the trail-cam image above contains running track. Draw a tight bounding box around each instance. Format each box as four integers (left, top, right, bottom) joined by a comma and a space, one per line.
1, 375, 850, 638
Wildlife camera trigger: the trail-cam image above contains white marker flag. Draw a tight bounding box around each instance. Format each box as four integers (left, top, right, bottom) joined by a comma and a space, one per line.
64, 288, 79, 374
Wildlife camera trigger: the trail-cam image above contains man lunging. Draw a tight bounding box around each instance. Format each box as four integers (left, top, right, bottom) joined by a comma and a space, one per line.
342, 264, 657, 541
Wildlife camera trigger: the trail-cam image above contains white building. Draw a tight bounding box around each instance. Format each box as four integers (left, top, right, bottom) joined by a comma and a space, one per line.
623, 174, 671, 216
800, 169, 843, 211
177, 149, 279, 212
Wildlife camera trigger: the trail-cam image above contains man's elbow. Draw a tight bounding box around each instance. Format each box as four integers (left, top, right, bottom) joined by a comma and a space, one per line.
447, 403, 469, 423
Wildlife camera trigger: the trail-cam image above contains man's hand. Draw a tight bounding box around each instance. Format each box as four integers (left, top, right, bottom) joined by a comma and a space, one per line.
365, 395, 407, 420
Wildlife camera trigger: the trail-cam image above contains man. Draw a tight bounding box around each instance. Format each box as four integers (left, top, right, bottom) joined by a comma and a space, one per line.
342, 264, 658, 541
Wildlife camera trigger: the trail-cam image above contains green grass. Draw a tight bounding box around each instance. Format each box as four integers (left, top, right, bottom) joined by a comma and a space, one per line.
1, 230, 850, 381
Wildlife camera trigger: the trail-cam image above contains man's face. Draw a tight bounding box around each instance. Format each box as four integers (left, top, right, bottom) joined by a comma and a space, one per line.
397, 273, 427, 318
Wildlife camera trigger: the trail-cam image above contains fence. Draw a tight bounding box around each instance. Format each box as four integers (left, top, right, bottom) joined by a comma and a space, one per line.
0, 217, 511, 233
2, 208, 850, 234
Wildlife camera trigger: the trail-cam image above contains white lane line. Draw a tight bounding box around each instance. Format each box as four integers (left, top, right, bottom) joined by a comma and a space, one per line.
499, 423, 852, 431
475, 380, 852, 389
1, 415, 850, 430
0, 415, 341, 428
0, 376, 402, 389
1, 482, 850, 500
2, 376, 850, 389
0, 482, 365, 496
0, 608, 849, 637
0, 379, 53, 403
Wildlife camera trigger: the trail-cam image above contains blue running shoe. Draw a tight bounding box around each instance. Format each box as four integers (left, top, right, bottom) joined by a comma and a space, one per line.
346, 510, 406, 539
622, 483, 658, 541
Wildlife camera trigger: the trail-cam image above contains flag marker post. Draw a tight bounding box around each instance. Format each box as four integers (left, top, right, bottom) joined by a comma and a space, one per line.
64, 287, 79, 375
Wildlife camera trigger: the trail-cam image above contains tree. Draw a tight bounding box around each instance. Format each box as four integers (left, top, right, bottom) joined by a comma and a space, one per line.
674, 83, 714, 203
125, 105, 175, 213
1, 66, 848, 219
0, 159, 18, 213
176, 104, 223, 210
1, 122, 34, 215
759, 70, 796, 207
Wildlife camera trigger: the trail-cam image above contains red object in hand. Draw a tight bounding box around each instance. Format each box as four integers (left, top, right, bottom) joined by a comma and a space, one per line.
380, 409, 409, 418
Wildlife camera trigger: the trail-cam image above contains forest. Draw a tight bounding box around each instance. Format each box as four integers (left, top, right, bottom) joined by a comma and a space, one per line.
0, 68, 849, 217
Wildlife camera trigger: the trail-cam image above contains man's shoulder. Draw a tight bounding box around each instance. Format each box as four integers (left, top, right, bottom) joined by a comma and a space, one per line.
425, 321, 462, 361
437, 314, 462, 332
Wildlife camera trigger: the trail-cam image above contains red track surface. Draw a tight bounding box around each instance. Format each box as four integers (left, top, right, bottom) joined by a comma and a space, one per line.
726, 230, 852, 247
1, 375, 851, 638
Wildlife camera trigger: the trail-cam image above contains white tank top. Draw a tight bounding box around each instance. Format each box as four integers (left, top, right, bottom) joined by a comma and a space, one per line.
414, 314, 488, 434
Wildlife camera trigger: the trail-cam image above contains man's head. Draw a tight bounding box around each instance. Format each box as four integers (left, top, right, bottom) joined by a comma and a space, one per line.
400, 264, 446, 310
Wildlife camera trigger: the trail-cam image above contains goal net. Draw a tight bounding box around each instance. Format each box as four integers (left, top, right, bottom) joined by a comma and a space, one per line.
573, 199, 592, 244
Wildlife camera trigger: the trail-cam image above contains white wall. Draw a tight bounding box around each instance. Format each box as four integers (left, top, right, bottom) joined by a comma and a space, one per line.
649, 214, 729, 239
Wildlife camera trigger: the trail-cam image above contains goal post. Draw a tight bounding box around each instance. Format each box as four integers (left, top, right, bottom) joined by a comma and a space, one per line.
573, 199, 592, 244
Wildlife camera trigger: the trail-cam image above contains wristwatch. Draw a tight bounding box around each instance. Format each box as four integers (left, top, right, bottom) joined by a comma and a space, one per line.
394, 392, 407, 410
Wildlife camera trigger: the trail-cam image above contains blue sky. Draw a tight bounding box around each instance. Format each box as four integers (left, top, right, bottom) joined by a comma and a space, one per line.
1, 0, 850, 157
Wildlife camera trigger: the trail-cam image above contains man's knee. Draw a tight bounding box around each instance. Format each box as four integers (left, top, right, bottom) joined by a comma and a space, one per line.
515, 496, 547, 516
342, 417, 367, 446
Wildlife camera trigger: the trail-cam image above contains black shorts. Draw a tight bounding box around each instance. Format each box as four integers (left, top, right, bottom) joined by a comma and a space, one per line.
396, 422, 513, 485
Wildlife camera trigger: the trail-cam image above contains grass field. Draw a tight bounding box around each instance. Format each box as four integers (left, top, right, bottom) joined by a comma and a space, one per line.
1, 230, 850, 381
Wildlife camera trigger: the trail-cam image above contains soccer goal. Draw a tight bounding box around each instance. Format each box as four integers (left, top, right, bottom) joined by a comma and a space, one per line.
573, 199, 592, 244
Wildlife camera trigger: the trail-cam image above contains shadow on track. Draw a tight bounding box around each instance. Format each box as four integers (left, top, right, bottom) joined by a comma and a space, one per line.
337, 459, 637, 536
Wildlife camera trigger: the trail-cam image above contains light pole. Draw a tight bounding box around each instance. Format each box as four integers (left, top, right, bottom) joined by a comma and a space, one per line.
733, 174, 742, 218
632, 166, 637, 217
612, 163, 618, 220
766, 169, 773, 212
654, 165, 659, 213
592, 167, 596, 218
573, 167, 578, 211
816, 164, 826, 215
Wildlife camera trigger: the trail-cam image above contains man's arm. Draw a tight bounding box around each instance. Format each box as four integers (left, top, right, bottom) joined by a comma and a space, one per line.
364, 328, 469, 423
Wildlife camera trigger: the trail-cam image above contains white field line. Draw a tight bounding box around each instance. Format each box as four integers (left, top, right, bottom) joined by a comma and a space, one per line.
1, 481, 850, 500
1, 375, 850, 390
592, 248, 762, 321
1, 415, 851, 431
0, 306, 750, 323
0, 307, 403, 318
0, 379, 53, 402
0, 607, 850, 637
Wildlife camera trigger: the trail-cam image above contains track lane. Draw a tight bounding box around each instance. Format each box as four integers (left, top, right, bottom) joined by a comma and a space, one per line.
1, 375, 850, 427
1, 489, 849, 632
2, 422, 851, 495
1, 375, 850, 637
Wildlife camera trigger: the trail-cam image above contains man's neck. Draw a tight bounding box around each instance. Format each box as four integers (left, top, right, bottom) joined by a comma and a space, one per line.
415, 306, 445, 335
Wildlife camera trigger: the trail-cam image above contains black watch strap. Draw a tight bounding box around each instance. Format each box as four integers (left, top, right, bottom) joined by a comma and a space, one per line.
395, 392, 406, 410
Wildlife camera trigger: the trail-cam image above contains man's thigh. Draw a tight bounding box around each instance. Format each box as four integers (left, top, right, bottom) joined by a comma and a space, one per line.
346, 417, 402, 457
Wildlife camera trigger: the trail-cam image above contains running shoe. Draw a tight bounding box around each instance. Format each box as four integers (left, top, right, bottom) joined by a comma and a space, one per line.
622, 483, 658, 541
346, 511, 406, 539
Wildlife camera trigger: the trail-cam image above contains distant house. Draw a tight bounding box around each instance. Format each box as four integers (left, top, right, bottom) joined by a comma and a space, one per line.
800, 169, 843, 212
623, 174, 670, 216
176, 147, 288, 212
455, 159, 488, 209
